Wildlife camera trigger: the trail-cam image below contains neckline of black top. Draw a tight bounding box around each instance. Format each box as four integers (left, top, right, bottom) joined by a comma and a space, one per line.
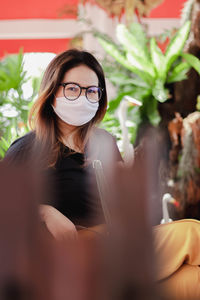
62, 143, 84, 155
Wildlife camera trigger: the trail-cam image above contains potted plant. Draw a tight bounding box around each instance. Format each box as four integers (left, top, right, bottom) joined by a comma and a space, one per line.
95, 21, 200, 143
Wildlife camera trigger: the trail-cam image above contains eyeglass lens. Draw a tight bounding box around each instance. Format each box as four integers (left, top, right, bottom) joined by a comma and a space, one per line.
64, 83, 101, 102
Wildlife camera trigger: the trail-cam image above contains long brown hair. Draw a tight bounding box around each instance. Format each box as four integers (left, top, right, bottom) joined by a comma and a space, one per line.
29, 49, 107, 167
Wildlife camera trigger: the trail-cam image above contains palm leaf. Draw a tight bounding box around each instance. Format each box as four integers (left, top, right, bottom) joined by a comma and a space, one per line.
98, 37, 153, 85
180, 0, 195, 25
150, 37, 166, 80
116, 24, 155, 78
165, 21, 191, 73
167, 61, 190, 83
181, 52, 200, 75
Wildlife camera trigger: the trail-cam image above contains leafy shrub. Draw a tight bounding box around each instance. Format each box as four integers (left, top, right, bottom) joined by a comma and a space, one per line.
97, 21, 200, 142
0, 51, 41, 158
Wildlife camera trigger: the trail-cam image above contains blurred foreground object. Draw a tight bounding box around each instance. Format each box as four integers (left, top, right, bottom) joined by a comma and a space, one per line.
0, 162, 54, 300
0, 161, 97, 300
1, 129, 200, 300
92, 128, 162, 300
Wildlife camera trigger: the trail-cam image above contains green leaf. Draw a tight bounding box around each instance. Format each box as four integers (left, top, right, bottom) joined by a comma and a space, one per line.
167, 61, 190, 83
116, 24, 156, 79
0, 146, 5, 158
107, 72, 148, 87
98, 38, 132, 69
181, 52, 200, 75
128, 23, 149, 58
107, 90, 138, 112
98, 37, 153, 85
150, 38, 166, 80
126, 52, 155, 80
165, 21, 191, 72
0, 50, 26, 92
126, 76, 149, 88
101, 111, 121, 137
0, 137, 10, 151
146, 97, 161, 126
180, 0, 195, 26
93, 30, 118, 48
152, 79, 169, 102
116, 24, 149, 62
108, 93, 128, 112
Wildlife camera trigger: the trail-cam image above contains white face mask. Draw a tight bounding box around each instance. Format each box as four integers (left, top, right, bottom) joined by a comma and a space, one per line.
52, 96, 99, 126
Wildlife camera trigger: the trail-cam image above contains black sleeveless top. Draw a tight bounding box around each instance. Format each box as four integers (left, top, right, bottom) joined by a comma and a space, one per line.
4, 129, 122, 226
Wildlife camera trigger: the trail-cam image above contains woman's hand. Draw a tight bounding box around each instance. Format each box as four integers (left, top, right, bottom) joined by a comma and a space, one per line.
39, 205, 78, 242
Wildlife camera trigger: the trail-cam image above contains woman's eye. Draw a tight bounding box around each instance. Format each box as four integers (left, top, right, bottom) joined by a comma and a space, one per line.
88, 88, 97, 94
67, 87, 78, 92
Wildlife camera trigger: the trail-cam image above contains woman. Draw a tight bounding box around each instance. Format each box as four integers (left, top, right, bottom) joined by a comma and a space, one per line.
5, 49, 122, 239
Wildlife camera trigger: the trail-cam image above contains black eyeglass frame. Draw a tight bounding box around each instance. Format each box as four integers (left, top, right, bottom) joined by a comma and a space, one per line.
59, 82, 104, 103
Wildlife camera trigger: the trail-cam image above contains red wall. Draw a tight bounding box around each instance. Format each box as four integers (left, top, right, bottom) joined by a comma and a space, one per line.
1, 0, 186, 19
0, 0, 78, 19
150, 0, 186, 18
0, 0, 187, 56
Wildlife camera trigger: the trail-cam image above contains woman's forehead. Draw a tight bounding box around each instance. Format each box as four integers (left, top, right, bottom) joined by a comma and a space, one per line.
62, 65, 99, 86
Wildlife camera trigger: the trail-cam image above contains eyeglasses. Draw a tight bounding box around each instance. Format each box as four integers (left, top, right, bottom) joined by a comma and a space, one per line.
59, 82, 103, 103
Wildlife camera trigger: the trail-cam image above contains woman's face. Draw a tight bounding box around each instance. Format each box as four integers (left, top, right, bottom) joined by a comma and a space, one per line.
53, 64, 100, 130
55, 64, 99, 99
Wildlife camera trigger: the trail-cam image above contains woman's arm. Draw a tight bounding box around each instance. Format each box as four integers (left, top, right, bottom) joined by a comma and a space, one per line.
39, 205, 78, 242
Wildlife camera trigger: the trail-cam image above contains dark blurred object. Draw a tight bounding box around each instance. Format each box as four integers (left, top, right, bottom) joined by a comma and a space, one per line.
0, 161, 88, 300
94, 128, 164, 300
0, 161, 65, 300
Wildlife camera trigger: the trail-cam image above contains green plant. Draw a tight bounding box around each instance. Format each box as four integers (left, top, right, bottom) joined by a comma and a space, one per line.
96, 21, 200, 142
180, 0, 195, 25
0, 51, 41, 158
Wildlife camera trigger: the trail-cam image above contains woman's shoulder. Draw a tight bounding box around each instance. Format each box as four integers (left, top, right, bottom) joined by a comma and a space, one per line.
8, 131, 35, 151
93, 127, 116, 141
4, 131, 35, 163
